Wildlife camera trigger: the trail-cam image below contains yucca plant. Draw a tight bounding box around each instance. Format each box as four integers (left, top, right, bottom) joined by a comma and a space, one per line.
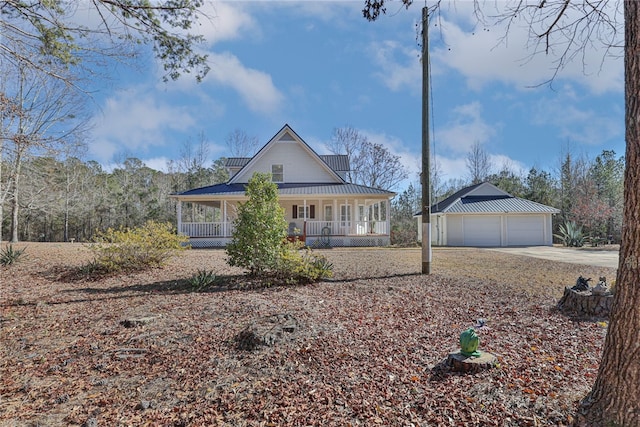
554, 221, 586, 247
188, 269, 218, 291
0, 244, 27, 267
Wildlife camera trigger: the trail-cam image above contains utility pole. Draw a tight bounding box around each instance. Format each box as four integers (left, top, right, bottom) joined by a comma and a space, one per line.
421, 6, 431, 274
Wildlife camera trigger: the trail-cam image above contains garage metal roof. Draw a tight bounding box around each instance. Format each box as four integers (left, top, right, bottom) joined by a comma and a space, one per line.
419, 182, 560, 215
436, 195, 560, 214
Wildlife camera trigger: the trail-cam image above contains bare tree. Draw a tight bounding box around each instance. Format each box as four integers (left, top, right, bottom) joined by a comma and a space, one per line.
225, 128, 260, 158
465, 141, 492, 185
364, 1, 640, 424
1, 64, 88, 242
329, 126, 408, 191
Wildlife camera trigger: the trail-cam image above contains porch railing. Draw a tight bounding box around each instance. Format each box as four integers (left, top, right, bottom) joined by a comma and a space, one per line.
180, 220, 388, 238
303, 220, 388, 236
180, 222, 231, 237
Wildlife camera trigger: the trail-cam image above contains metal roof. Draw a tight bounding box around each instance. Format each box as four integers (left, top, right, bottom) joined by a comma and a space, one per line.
437, 196, 560, 214
319, 155, 350, 172
415, 182, 560, 215
224, 157, 251, 167
223, 154, 349, 173
172, 182, 394, 198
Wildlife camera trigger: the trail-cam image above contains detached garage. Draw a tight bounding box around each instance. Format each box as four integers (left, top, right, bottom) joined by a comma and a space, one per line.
417, 182, 560, 247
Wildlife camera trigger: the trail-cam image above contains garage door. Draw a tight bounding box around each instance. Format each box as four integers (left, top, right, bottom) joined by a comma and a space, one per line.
506, 215, 545, 246
463, 216, 501, 246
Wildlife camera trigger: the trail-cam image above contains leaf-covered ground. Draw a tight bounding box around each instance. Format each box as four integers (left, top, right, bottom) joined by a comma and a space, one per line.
0, 244, 617, 426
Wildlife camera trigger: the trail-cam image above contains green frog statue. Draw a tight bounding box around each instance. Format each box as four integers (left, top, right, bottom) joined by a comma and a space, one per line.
460, 327, 481, 358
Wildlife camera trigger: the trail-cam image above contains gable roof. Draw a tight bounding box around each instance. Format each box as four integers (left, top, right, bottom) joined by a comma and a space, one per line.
422, 182, 559, 215
228, 124, 345, 184
224, 154, 350, 174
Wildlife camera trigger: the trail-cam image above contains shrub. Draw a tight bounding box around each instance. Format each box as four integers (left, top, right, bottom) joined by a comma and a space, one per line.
87, 220, 189, 273
554, 221, 585, 247
0, 244, 27, 267
188, 269, 218, 291
275, 241, 333, 284
226, 173, 287, 275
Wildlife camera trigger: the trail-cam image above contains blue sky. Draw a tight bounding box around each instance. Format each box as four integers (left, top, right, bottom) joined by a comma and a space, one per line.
87, 1, 625, 191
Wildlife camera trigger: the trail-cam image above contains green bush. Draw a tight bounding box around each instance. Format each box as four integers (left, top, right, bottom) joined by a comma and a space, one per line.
87, 220, 189, 273
275, 241, 333, 284
226, 173, 333, 285
554, 220, 586, 247
0, 244, 27, 267
226, 173, 287, 275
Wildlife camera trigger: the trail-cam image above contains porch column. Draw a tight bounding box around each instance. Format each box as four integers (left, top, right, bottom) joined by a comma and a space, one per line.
385, 199, 390, 236
334, 199, 338, 234
223, 200, 227, 237
177, 200, 182, 235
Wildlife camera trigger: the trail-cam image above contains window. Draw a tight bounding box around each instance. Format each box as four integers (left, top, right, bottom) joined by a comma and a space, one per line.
271, 164, 284, 182
358, 205, 366, 222
340, 204, 351, 223
298, 205, 309, 219
292, 204, 315, 219
324, 205, 333, 221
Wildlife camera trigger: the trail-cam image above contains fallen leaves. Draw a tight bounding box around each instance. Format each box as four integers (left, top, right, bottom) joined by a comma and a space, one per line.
0, 244, 616, 426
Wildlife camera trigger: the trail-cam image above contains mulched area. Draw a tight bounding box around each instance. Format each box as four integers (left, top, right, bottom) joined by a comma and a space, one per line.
0, 244, 617, 426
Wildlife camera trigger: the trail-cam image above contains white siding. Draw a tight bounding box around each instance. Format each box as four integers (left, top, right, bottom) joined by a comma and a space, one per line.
233, 141, 339, 183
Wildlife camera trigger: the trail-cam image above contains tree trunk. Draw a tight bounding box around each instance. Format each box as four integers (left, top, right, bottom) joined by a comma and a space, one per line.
10, 174, 19, 243
579, 2, 640, 425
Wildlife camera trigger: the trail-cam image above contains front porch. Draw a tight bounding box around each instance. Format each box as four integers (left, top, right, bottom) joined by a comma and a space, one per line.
176, 198, 391, 248
180, 220, 391, 248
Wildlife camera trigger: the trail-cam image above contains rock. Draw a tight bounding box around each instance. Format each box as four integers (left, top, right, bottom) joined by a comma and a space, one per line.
120, 316, 159, 328
447, 351, 498, 373
235, 313, 298, 351
557, 287, 613, 317
136, 400, 152, 410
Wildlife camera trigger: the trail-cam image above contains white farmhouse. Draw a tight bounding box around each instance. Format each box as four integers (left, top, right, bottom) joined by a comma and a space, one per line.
171, 124, 395, 248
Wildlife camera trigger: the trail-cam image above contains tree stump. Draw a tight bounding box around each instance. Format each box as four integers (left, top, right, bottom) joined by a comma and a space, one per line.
557, 287, 613, 317
447, 351, 498, 373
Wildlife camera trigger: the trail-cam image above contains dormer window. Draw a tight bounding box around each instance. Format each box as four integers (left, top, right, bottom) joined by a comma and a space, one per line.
272, 164, 284, 182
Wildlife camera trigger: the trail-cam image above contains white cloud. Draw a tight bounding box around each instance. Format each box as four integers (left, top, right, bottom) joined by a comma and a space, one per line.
198, 2, 258, 46
433, 154, 467, 183
89, 88, 196, 163
141, 157, 171, 172
370, 40, 421, 92
431, 5, 623, 95
531, 95, 623, 146
435, 101, 498, 154
207, 51, 284, 115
